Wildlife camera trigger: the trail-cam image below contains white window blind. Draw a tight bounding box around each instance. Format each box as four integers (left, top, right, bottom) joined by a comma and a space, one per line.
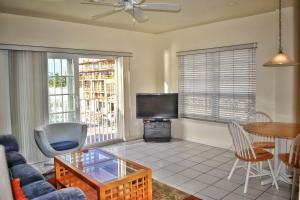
177, 43, 256, 123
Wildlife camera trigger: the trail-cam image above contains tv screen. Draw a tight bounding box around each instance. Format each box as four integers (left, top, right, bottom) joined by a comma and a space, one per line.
136, 93, 178, 119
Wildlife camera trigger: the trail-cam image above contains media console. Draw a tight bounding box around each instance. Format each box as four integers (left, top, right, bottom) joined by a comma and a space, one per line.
143, 119, 171, 142
136, 93, 178, 142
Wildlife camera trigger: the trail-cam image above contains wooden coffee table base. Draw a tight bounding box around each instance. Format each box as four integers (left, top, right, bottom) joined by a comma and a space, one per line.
55, 158, 152, 200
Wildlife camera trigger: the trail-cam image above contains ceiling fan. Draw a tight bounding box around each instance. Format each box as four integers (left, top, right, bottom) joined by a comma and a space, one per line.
81, 0, 181, 23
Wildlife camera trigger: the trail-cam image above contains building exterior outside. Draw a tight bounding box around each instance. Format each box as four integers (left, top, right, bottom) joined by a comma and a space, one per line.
79, 58, 117, 144
48, 57, 118, 144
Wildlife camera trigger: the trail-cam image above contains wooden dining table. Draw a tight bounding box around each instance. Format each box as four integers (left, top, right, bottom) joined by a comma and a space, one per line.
244, 122, 300, 185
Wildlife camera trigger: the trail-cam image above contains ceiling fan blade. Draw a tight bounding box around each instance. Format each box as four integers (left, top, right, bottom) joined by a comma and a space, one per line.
127, 8, 148, 23
81, 0, 123, 7
92, 8, 124, 20
40, 0, 65, 2
134, 0, 146, 5
137, 3, 181, 12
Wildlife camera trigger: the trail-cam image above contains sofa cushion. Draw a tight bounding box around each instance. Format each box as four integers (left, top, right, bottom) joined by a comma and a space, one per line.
22, 180, 56, 199
0, 135, 19, 152
11, 164, 44, 186
32, 188, 86, 200
50, 141, 78, 151
6, 151, 26, 168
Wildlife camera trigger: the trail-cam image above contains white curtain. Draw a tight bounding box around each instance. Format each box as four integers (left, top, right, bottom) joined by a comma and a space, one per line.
120, 56, 142, 141
0, 50, 11, 135
9, 50, 48, 163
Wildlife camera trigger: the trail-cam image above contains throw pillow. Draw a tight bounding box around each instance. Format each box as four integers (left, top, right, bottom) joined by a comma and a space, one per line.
11, 178, 27, 200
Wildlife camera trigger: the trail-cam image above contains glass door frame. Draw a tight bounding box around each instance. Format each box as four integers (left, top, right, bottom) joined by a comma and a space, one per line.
47, 53, 80, 123
78, 55, 120, 145
47, 53, 124, 145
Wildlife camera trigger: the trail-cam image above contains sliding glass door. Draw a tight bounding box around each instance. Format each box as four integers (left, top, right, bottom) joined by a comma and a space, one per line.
78, 58, 118, 145
47, 54, 122, 145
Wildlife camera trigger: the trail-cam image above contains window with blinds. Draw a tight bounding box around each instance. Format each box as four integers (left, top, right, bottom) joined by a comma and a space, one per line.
177, 43, 256, 123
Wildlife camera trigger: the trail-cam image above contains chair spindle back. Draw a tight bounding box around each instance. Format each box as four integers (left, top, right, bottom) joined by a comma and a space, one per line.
228, 121, 256, 160
289, 134, 300, 167
247, 111, 272, 123
247, 111, 274, 142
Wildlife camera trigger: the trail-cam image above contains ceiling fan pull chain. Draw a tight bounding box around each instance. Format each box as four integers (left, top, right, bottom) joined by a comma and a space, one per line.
132, 4, 135, 23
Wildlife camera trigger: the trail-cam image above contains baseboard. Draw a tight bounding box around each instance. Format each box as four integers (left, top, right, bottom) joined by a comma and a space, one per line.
124, 135, 143, 142
173, 135, 234, 150
107, 134, 235, 151
83, 139, 124, 149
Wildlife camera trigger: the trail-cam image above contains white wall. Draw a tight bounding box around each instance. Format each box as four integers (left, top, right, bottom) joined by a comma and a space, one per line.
274, 7, 297, 122
155, 8, 296, 149
0, 13, 159, 140
0, 9, 297, 148
295, 2, 300, 123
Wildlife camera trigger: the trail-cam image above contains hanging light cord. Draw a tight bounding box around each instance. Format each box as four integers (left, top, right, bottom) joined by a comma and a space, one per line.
278, 0, 282, 53
132, 0, 136, 25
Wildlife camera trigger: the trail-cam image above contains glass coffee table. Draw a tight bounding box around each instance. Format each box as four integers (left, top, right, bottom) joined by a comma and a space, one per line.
55, 148, 152, 200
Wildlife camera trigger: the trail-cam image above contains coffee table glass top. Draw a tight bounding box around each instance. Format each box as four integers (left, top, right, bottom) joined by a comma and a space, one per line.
58, 149, 143, 183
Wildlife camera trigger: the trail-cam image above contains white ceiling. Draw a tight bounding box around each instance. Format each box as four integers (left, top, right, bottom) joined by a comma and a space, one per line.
0, 0, 294, 33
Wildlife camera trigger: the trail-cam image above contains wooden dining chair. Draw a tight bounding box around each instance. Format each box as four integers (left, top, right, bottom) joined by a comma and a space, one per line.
227, 121, 279, 193
276, 134, 300, 197
247, 111, 275, 149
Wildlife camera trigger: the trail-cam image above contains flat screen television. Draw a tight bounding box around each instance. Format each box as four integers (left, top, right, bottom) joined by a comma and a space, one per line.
136, 93, 178, 119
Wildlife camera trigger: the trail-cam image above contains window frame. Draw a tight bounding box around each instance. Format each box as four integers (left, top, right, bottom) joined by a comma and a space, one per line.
47, 53, 80, 123
177, 43, 257, 123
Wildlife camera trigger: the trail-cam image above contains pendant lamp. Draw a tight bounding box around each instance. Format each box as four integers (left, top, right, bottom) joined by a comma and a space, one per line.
263, 0, 297, 67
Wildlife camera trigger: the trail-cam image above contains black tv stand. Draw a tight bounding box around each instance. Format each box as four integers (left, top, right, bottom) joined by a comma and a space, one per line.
143, 119, 171, 142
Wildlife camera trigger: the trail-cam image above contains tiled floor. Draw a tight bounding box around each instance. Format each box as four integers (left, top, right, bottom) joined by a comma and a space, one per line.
100, 139, 292, 200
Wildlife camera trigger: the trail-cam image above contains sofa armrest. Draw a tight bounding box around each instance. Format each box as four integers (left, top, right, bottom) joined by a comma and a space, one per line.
0, 145, 14, 200
32, 188, 86, 200
0, 135, 19, 152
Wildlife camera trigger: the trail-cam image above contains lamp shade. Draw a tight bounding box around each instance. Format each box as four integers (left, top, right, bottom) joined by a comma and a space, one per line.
263, 51, 297, 67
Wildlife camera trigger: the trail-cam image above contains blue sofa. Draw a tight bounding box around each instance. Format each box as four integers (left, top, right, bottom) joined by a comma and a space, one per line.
0, 135, 86, 200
